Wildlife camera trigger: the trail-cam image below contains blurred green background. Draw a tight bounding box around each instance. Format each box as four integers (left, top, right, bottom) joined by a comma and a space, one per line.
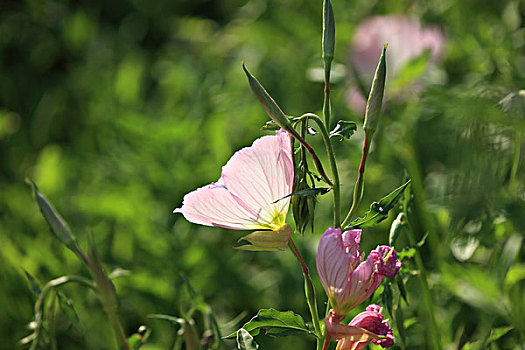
0, 0, 524, 349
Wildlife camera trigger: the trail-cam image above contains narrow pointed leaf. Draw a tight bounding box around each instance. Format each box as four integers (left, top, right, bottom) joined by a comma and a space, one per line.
276, 187, 331, 202
226, 309, 314, 339
23, 269, 42, 296
347, 180, 411, 229
57, 292, 81, 329
236, 329, 259, 350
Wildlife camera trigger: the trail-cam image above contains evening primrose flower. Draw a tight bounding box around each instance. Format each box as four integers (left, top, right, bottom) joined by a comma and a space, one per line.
325, 305, 394, 350
174, 130, 293, 235
316, 227, 401, 316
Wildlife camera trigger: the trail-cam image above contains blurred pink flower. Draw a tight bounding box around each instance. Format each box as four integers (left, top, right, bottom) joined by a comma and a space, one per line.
174, 130, 293, 231
325, 305, 394, 350
348, 15, 446, 113
316, 227, 401, 316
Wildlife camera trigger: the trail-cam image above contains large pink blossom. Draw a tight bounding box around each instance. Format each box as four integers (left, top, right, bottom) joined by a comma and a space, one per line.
174, 130, 293, 231
316, 227, 401, 316
325, 305, 394, 350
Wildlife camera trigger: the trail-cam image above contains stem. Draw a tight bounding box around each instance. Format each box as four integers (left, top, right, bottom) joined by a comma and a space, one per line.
322, 335, 332, 350
404, 220, 441, 350
288, 238, 322, 343
299, 113, 341, 227
341, 132, 371, 227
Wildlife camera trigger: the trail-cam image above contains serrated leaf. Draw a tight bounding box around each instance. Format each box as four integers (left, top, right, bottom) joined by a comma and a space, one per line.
348, 180, 411, 229
236, 328, 259, 350
226, 309, 314, 339
329, 120, 357, 140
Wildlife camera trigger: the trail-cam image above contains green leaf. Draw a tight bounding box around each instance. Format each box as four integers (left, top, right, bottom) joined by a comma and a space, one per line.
347, 180, 411, 229
329, 120, 357, 140
276, 187, 331, 202
396, 274, 409, 305
226, 309, 314, 339
389, 212, 405, 246
23, 269, 42, 296
395, 300, 407, 348
487, 326, 513, 343
56, 292, 81, 329
381, 282, 393, 319
236, 329, 259, 350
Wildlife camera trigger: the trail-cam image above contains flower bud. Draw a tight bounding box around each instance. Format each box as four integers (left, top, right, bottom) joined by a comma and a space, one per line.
335, 305, 395, 350
242, 64, 293, 131
363, 45, 387, 136
322, 0, 335, 63
316, 227, 401, 315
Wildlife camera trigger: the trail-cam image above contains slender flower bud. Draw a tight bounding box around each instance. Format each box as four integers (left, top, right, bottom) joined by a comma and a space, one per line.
322, 0, 335, 63
316, 227, 401, 316
242, 64, 334, 187
334, 305, 395, 350
363, 45, 387, 136
242, 64, 293, 131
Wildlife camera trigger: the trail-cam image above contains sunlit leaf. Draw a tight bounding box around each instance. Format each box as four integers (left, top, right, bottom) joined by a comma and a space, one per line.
236, 328, 259, 350
347, 180, 411, 229
226, 309, 314, 339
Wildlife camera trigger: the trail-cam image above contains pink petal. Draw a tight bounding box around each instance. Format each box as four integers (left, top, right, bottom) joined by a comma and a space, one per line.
174, 130, 293, 230
221, 129, 293, 226
316, 228, 352, 308
173, 180, 263, 230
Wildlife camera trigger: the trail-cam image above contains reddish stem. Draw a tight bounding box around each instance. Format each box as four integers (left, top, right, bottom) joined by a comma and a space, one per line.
288, 238, 309, 276
322, 335, 332, 350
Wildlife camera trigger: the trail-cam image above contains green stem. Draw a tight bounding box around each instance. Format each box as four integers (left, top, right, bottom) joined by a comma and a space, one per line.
299, 113, 341, 227
341, 132, 371, 228
288, 238, 322, 346
404, 220, 441, 350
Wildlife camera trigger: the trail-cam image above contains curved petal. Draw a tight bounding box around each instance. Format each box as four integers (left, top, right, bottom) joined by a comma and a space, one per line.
174, 181, 264, 230
174, 130, 293, 230
316, 228, 352, 310
221, 130, 293, 228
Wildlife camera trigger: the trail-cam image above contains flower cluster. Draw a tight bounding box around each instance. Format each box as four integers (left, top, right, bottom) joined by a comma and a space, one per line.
317, 227, 401, 348
175, 128, 401, 348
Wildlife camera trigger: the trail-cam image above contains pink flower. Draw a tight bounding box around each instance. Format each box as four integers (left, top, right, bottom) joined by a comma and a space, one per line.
348, 15, 446, 113
316, 228, 401, 316
325, 305, 394, 350
174, 130, 293, 231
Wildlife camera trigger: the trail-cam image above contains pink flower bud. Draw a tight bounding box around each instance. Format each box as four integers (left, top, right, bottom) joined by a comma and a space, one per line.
316, 227, 401, 315
335, 304, 395, 350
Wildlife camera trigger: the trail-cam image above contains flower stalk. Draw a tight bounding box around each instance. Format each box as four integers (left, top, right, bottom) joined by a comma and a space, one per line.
288, 238, 322, 347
